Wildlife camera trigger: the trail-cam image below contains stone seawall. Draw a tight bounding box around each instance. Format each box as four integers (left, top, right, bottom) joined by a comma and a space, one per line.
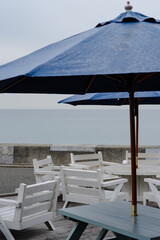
0, 144, 160, 193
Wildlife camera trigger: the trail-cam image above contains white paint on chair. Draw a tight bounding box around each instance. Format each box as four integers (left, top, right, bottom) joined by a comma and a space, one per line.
60, 167, 128, 208
0, 178, 60, 240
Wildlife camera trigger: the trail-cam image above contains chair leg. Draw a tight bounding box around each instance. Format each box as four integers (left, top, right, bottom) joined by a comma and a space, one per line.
0, 217, 15, 240
63, 201, 69, 208
125, 193, 129, 201
143, 193, 147, 205
45, 221, 55, 231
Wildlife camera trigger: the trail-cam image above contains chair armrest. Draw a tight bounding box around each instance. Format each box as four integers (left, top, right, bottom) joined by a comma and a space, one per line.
34, 170, 58, 175
69, 164, 90, 170
102, 174, 120, 181
144, 178, 160, 186
0, 198, 21, 207
101, 178, 127, 188
0, 192, 18, 198
102, 161, 121, 166
52, 166, 60, 171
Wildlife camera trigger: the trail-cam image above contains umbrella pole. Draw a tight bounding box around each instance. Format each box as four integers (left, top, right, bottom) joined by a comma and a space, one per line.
135, 100, 139, 168
129, 91, 137, 216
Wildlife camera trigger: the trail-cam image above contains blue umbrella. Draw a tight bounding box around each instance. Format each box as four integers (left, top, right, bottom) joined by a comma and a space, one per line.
59, 91, 160, 106
0, 6, 160, 94
59, 91, 160, 169
1, 2, 160, 215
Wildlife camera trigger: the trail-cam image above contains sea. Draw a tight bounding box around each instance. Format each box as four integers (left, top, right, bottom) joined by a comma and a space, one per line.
0, 108, 160, 146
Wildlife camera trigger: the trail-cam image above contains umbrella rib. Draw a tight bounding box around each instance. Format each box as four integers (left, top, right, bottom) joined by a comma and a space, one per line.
84, 75, 96, 93
0, 76, 27, 93
134, 73, 140, 82
137, 97, 146, 104
121, 98, 127, 105
119, 75, 127, 83
105, 75, 124, 83
136, 73, 156, 84
106, 75, 128, 86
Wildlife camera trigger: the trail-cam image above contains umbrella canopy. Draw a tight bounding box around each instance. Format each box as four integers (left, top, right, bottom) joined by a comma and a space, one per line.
59, 91, 160, 106
0, 2, 160, 215
0, 10, 160, 94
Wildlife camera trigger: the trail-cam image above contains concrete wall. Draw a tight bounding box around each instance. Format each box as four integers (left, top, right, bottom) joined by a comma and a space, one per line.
0, 167, 34, 194
0, 144, 160, 193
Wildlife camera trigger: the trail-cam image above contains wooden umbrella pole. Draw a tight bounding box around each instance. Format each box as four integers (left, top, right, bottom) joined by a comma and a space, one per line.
135, 100, 139, 168
129, 91, 137, 216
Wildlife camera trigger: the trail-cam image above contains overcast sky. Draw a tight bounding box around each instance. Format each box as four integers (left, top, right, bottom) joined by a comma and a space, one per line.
0, 0, 160, 109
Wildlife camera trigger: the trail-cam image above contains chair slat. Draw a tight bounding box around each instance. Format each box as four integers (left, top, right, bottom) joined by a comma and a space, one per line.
22, 202, 52, 218
63, 169, 98, 178
36, 157, 53, 167
67, 185, 99, 197
26, 181, 57, 195
65, 177, 99, 188
24, 191, 54, 206
126, 151, 160, 160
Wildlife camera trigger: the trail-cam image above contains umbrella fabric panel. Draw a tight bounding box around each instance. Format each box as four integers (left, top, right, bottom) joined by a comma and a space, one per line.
28, 22, 160, 77
0, 27, 98, 81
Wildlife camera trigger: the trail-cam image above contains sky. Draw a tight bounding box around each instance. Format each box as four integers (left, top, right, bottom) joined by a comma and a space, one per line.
0, 0, 160, 109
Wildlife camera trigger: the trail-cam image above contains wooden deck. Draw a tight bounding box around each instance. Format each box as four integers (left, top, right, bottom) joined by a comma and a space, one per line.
0, 199, 157, 240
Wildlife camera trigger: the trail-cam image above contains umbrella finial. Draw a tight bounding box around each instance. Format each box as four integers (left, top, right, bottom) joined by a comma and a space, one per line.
125, 1, 133, 11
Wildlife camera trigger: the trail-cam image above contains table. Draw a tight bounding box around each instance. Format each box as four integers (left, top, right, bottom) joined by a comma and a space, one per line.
104, 164, 160, 201
59, 201, 160, 240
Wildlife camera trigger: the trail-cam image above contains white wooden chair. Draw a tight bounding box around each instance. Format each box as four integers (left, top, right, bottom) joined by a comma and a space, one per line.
123, 150, 160, 165
143, 178, 160, 207
60, 167, 128, 208
0, 178, 60, 240
70, 151, 117, 170
33, 155, 60, 183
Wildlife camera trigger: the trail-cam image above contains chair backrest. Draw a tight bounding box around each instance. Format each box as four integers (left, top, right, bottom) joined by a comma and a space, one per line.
61, 167, 128, 207
13, 178, 60, 223
33, 155, 55, 182
70, 151, 103, 169
60, 167, 104, 205
144, 178, 160, 208
124, 150, 160, 165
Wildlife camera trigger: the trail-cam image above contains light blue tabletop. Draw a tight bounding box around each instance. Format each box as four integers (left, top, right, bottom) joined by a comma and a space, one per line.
59, 201, 160, 240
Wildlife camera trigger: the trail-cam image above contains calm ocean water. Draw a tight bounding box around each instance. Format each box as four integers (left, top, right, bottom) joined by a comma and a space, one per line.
0, 109, 160, 145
